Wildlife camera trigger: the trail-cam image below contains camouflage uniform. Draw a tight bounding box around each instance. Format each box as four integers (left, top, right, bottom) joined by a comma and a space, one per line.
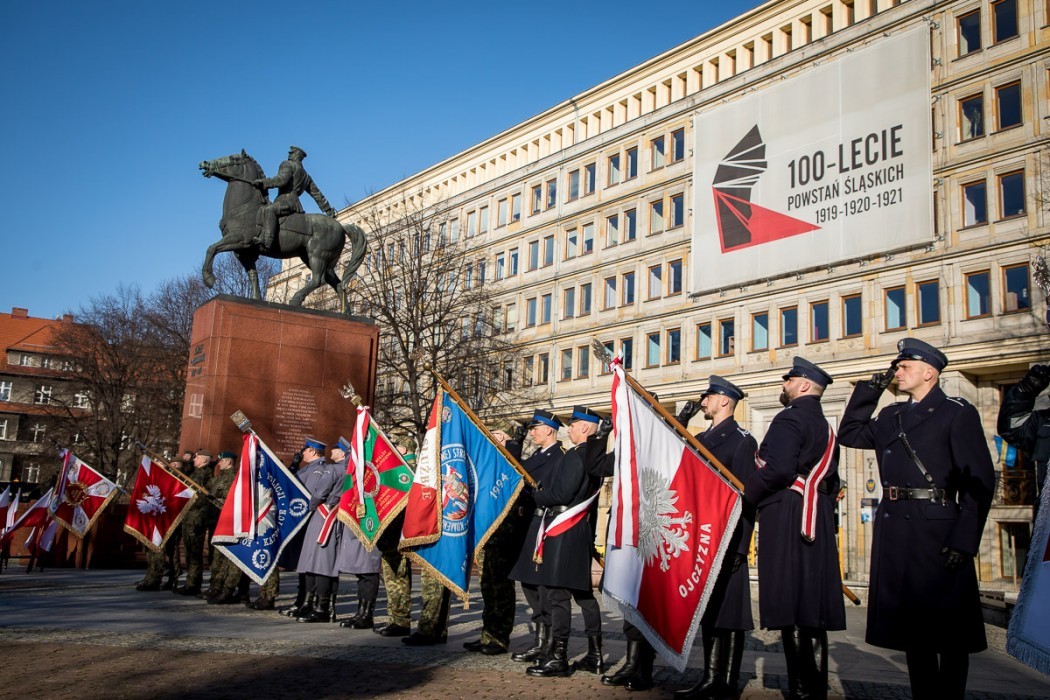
476, 500, 530, 649
207, 466, 241, 597
417, 570, 451, 638
377, 519, 412, 628
177, 464, 214, 592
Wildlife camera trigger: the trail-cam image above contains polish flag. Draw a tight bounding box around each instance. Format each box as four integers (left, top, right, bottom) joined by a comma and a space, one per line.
603, 360, 742, 672
0, 486, 11, 532
400, 393, 443, 546
1, 488, 55, 546
123, 455, 197, 549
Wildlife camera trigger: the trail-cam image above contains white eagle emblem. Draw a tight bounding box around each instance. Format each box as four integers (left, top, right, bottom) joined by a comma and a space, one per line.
637, 467, 693, 572
136, 484, 167, 516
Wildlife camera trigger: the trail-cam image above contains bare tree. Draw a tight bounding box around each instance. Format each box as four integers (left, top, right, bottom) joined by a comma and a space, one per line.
345, 188, 535, 440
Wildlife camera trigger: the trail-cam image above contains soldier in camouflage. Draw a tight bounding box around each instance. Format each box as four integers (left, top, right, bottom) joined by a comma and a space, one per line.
136, 457, 187, 592
174, 450, 214, 596
206, 452, 248, 604
374, 439, 416, 637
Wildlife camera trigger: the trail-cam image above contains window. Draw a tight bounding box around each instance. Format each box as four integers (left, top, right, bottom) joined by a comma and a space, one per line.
780, 307, 798, 346
995, 82, 1022, 130
479, 206, 489, 234
506, 249, 519, 277
600, 340, 615, 374
497, 198, 508, 227
495, 253, 505, 280
648, 265, 662, 299
811, 301, 829, 342
608, 153, 621, 186
604, 277, 617, 309
531, 184, 542, 214
965, 271, 991, 318
511, 193, 522, 221
670, 194, 684, 228
523, 356, 534, 385
960, 94, 983, 140
625, 146, 638, 180
463, 265, 473, 289
466, 210, 477, 238
24, 463, 40, 483
624, 209, 637, 241
528, 240, 540, 270
581, 223, 594, 255
563, 287, 576, 319
580, 283, 592, 316
651, 135, 666, 170
622, 272, 636, 305
583, 163, 596, 195
34, 384, 52, 405
504, 303, 517, 333
963, 180, 988, 226
606, 214, 619, 246
537, 354, 549, 384
842, 294, 863, 337
41, 357, 55, 369
999, 171, 1025, 219
565, 228, 578, 259
0, 380, 10, 401
957, 10, 981, 55
0, 418, 7, 441
992, 0, 1018, 44
561, 349, 573, 381
667, 260, 682, 295
885, 287, 906, 330
525, 297, 537, 327
671, 128, 686, 163
546, 179, 557, 209
752, 312, 769, 351
18, 354, 31, 366
717, 319, 735, 357
31, 422, 46, 443
542, 235, 555, 266
649, 200, 664, 234
646, 332, 661, 367
917, 280, 941, 325
696, 323, 712, 360
577, 346, 590, 378
621, 338, 634, 370
539, 294, 553, 324
1003, 263, 1030, 313
667, 329, 681, 364
567, 169, 580, 201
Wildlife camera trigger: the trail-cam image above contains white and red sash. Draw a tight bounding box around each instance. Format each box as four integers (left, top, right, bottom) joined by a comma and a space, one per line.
788, 424, 837, 542
532, 490, 599, 564
316, 504, 340, 546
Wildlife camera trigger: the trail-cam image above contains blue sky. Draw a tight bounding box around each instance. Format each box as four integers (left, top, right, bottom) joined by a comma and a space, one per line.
0, 0, 764, 319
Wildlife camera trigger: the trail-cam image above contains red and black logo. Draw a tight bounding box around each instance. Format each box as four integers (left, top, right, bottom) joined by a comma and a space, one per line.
713, 125, 818, 252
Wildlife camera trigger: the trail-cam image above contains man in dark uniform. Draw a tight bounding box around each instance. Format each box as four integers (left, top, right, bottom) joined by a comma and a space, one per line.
745, 357, 844, 700
174, 450, 214, 596
675, 376, 757, 700
839, 339, 995, 700
252, 145, 337, 249
295, 438, 343, 623
998, 363, 1050, 518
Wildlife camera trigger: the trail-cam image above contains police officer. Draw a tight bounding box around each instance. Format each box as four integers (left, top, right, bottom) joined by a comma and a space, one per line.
333, 437, 383, 629
174, 449, 214, 596
998, 363, 1050, 518
294, 438, 343, 623
839, 339, 995, 700
745, 357, 844, 700
675, 376, 757, 700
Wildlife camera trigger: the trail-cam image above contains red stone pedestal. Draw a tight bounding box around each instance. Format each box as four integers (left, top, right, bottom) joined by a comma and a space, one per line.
179, 296, 378, 463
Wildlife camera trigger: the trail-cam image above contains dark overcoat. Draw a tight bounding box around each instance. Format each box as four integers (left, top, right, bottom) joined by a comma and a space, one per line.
744, 395, 845, 631
698, 418, 757, 631
839, 383, 995, 652
295, 457, 343, 577
509, 443, 594, 591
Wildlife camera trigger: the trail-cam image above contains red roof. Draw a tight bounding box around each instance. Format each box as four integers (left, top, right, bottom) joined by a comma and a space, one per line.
0, 308, 71, 371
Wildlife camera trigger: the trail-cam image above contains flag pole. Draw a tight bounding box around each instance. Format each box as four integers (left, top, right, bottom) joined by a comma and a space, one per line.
424, 363, 539, 490
591, 340, 744, 493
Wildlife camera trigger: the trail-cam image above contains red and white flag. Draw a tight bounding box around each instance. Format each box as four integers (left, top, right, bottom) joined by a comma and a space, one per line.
400, 393, 443, 546
50, 450, 119, 538
604, 360, 742, 672
123, 455, 198, 550
0, 488, 54, 547
0, 486, 11, 533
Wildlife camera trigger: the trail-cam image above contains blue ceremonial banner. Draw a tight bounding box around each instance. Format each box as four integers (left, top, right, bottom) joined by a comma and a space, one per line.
403, 390, 524, 600
1007, 469, 1050, 675
212, 433, 312, 585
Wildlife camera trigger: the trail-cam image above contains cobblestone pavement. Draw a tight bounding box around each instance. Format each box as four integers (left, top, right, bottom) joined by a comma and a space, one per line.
1, 569, 1047, 699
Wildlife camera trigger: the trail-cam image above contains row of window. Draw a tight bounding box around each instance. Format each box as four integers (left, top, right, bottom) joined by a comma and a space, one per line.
956, 0, 1019, 57
957, 79, 1022, 142
961, 168, 1025, 227
0, 381, 90, 408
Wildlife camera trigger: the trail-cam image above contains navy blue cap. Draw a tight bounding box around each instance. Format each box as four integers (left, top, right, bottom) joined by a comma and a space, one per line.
218, 451, 237, 461
528, 409, 563, 430
335, 436, 351, 452
782, 357, 834, 388
893, 338, 948, 372
700, 375, 745, 402
304, 437, 326, 452
568, 405, 602, 425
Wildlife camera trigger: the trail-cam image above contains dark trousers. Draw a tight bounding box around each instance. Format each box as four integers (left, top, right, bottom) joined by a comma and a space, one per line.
306, 573, 338, 598
522, 583, 550, 627
354, 572, 379, 602
906, 650, 969, 700
549, 586, 601, 639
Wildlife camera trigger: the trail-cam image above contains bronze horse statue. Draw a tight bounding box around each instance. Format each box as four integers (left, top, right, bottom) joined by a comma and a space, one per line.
199, 150, 366, 310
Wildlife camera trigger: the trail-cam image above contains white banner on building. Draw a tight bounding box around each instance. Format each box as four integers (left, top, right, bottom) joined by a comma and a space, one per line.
691, 27, 933, 292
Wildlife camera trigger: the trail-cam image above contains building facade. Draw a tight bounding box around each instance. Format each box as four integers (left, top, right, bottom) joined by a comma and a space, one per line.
272, 0, 1048, 590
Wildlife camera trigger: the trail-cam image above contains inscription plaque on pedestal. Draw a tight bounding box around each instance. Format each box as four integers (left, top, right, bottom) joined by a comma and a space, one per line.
179, 295, 378, 463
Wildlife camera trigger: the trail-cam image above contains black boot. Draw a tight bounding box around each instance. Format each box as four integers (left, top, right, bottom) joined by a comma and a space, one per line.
797, 629, 828, 700
527, 638, 571, 677
573, 634, 604, 674
601, 639, 641, 686
329, 592, 338, 623
281, 581, 307, 617
674, 631, 725, 699
513, 623, 550, 663
722, 631, 745, 700
298, 595, 330, 623
341, 599, 375, 629
625, 641, 655, 691
781, 627, 804, 700
375, 622, 411, 637
294, 593, 318, 621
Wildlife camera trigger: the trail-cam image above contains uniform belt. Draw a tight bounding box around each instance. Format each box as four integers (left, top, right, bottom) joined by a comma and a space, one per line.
884, 486, 947, 502
534, 505, 569, 516
790, 478, 833, 494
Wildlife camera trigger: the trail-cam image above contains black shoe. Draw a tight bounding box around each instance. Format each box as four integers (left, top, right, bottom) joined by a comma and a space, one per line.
480, 642, 508, 656
573, 634, 604, 675
513, 624, 551, 663
135, 581, 160, 592
527, 638, 571, 677
602, 639, 642, 686
174, 585, 201, 596
375, 623, 411, 637
159, 579, 175, 591
625, 643, 656, 692
250, 597, 275, 611
463, 640, 484, 652
298, 608, 331, 623
402, 632, 447, 646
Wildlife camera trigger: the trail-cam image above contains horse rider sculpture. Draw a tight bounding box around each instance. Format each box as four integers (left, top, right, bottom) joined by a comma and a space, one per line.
253, 145, 336, 249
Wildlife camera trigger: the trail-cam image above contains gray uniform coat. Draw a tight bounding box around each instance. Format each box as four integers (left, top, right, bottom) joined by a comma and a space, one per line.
332, 457, 381, 575
295, 457, 343, 577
